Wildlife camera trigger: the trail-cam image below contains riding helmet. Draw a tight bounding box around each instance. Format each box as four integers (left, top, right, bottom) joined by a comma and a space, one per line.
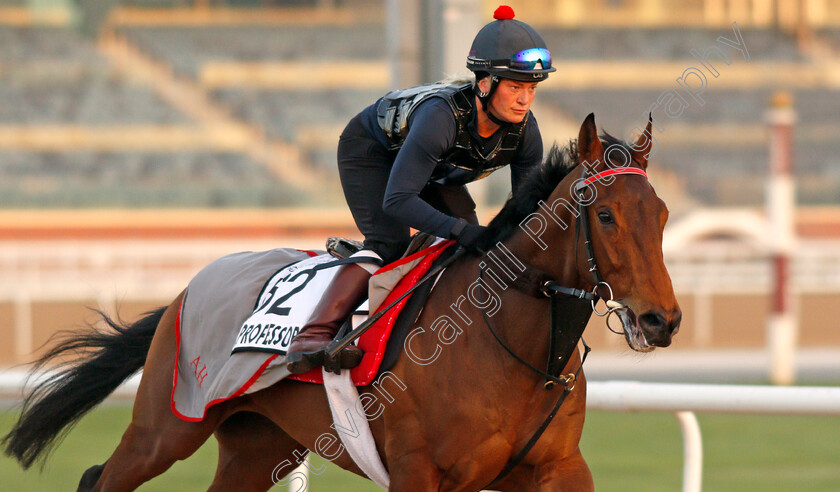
466, 5, 556, 82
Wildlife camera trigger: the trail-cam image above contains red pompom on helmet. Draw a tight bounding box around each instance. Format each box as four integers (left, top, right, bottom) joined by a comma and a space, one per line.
493, 5, 515, 20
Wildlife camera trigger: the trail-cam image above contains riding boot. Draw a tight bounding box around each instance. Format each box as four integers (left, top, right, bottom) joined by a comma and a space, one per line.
286, 262, 370, 374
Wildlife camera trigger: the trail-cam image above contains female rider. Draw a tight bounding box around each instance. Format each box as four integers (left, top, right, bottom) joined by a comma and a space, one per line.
286, 6, 556, 373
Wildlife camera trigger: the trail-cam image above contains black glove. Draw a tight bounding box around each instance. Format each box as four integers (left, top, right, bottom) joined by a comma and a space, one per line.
449, 218, 488, 254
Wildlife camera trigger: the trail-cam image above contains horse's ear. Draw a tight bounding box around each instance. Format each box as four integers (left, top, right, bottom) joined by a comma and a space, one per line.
577, 113, 604, 170
632, 113, 654, 170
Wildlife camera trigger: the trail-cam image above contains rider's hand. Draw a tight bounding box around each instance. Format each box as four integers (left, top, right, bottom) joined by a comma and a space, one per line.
450, 218, 488, 254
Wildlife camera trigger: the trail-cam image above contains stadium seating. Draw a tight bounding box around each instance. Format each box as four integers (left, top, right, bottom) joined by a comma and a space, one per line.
0, 26, 102, 63
0, 24, 308, 207
542, 27, 803, 61
0, 151, 305, 207
816, 28, 840, 51
2, 7, 839, 207
539, 86, 840, 206
119, 24, 385, 78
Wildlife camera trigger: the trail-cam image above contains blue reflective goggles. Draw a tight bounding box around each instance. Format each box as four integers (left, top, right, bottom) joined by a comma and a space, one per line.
508, 48, 552, 70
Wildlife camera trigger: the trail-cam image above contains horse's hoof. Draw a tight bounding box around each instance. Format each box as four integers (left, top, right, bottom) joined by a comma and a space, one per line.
286, 350, 323, 374
77, 462, 107, 491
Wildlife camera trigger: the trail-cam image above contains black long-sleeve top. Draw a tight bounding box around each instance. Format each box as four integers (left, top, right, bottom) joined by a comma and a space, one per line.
358, 97, 543, 238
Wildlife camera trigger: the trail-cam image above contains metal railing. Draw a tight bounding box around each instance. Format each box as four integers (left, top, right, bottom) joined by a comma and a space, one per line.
588, 381, 840, 492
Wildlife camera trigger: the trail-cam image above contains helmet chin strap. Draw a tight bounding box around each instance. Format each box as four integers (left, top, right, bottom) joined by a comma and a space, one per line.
484, 105, 510, 127
476, 75, 510, 127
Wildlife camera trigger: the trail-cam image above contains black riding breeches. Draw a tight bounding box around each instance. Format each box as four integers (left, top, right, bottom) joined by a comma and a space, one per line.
337, 115, 479, 265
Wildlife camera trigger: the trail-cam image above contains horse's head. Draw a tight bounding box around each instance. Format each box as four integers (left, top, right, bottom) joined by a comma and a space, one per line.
493, 113, 681, 352
569, 113, 681, 350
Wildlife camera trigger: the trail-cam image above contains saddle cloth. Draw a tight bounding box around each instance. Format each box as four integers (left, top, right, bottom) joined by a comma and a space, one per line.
230, 252, 370, 356
170, 240, 454, 421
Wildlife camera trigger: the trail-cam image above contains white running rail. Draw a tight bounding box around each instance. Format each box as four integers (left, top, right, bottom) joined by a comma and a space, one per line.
588, 381, 840, 492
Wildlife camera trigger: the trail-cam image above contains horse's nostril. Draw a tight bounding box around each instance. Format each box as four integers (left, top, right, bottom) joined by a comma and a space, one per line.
639, 312, 666, 331
670, 312, 683, 334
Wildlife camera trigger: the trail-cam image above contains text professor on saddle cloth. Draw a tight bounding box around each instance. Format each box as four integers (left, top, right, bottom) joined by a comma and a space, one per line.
285, 6, 557, 374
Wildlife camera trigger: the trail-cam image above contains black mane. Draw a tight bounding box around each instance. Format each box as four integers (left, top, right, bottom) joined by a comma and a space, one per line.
482, 132, 632, 248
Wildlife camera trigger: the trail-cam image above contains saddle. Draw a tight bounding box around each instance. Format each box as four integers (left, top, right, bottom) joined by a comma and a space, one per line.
287, 237, 456, 385
326, 232, 437, 260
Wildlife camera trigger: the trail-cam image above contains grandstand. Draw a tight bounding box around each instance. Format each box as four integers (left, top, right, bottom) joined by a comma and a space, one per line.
0, 151, 306, 207
1, 0, 838, 206
117, 23, 386, 79
0, 25, 180, 126
537, 86, 840, 205
106, 2, 840, 206
540, 26, 803, 61
0, 14, 332, 207
818, 27, 840, 50
110, 15, 389, 175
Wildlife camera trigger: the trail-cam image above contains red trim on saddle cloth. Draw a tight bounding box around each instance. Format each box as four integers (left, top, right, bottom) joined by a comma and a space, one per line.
298, 249, 319, 257
371, 240, 447, 275
288, 240, 455, 386
170, 298, 278, 422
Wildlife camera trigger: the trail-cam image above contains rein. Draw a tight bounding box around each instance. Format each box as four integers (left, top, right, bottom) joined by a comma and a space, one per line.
477, 263, 595, 387
485, 164, 647, 488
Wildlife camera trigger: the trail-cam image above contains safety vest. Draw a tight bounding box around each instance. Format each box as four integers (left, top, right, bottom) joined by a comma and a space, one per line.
375, 82, 529, 186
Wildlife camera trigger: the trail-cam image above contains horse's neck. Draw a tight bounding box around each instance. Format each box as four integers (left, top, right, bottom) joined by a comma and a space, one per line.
503, 199, 584, 289
435, 217, 582, 383
403, 195, 586, 399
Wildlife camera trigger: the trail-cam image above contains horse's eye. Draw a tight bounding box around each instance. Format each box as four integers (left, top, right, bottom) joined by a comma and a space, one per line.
598, 211, 614, 225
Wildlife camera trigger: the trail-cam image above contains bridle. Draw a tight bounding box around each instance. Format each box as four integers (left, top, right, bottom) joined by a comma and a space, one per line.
574, 165, 649, 287
480, 164, 649, 385
483, 163, 648, 487
574, 165, 649, 332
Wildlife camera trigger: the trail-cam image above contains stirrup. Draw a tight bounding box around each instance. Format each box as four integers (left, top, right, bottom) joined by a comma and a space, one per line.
326, 237, 364, 259
286, 345, 364, 375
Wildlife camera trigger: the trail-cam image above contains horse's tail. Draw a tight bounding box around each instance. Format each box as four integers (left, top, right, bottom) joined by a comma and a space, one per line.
2, 307, 166, 469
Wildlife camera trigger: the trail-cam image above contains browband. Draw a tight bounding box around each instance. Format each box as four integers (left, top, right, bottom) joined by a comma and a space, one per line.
574, 167, 647, 192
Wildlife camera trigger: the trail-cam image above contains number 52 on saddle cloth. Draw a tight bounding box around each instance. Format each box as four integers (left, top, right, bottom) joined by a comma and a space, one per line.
170, 240, 453, 422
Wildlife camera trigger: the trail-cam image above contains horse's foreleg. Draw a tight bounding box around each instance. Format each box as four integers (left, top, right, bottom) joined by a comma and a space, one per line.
209, 411, 307, 492
90, 292, 224, 491
491, 464, 538, 492
493, 449, 593, 492
382, 448, 445, 492
537, 449, 594, 492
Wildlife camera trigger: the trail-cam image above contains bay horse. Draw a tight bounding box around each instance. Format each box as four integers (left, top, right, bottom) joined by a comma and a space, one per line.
4, 114, 680, 491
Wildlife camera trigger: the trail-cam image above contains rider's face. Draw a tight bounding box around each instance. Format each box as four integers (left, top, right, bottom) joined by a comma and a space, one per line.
488, 79, 538, 124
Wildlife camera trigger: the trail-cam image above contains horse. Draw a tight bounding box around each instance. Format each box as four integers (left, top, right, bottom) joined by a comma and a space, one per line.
3, 113, 681, 491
